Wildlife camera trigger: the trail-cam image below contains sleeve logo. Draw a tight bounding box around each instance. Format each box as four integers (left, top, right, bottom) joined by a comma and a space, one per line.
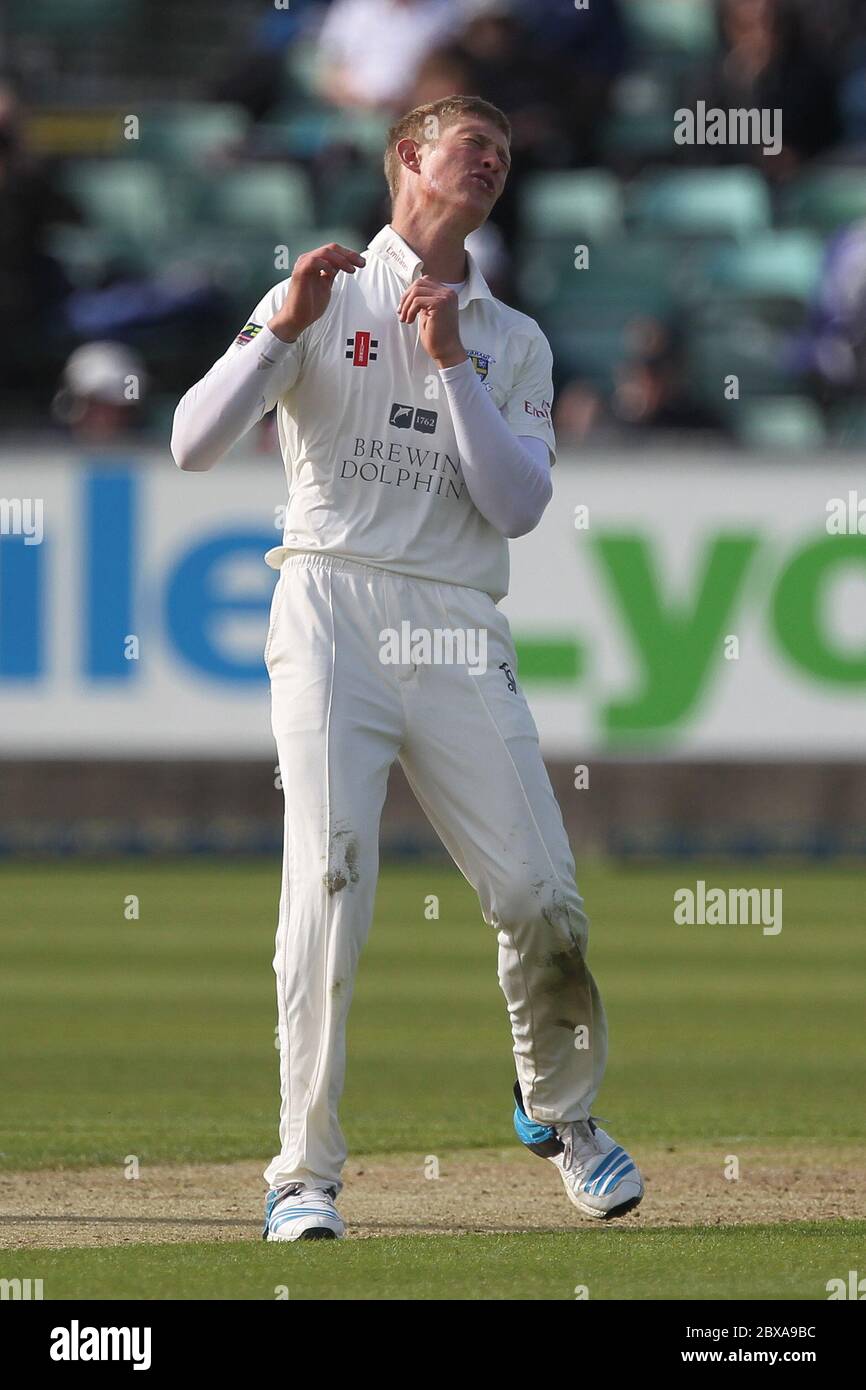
235, 322, 263, 345
524, 399, 552, 422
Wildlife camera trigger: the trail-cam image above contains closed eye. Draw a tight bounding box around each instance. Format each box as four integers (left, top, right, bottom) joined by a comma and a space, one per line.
465, 136, 509, 170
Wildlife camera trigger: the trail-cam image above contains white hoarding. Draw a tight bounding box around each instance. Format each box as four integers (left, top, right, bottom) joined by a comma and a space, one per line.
1, 449, 864, 758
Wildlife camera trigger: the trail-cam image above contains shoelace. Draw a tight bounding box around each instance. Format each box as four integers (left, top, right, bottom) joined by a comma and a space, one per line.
557, 1118, 604, 1174
273, 1181, 337, 1204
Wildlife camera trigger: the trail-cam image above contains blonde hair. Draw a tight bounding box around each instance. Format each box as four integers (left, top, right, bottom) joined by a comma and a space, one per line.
384, 95, 511, 205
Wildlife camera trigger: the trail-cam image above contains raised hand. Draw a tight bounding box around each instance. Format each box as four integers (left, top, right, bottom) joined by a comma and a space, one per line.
269, 244, 366, 342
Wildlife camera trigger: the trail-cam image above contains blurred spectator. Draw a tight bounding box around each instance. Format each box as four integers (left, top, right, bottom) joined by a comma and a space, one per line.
553, 379, 609, 449
452, 4, 574, 166
0, 80, 81, 384
412, 44, 476, 106
465, 219, 512, 299
611, 318, 722, 434
317, 0, 461, 112
792, 221, 866, 396
408, 4, 579, 239
210, 0, 327, 122
520, 0, 629, 165
51, 342, 148, 443
789, 0, 866, 71
408, 2, 627, 238
692, 0, 841, 178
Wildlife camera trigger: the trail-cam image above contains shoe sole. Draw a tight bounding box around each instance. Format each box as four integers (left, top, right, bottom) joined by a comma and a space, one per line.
564, 1180, 645, 1221
266, 1225, 345, 1242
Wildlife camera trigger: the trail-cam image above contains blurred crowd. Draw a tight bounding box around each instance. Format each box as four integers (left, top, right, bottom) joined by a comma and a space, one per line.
3, 0, 866, 450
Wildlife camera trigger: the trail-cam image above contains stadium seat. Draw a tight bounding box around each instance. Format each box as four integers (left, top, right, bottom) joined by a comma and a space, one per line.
518, 237, 681, 315
840, 66, 866, 143
46, 223, 158, 283
699, 232, 825, 305
186, 226, 363, 314
196, 166, 314, 236
61, 159, 172, 246
254, 105, 387, 161
629, 168, 772, 240
780, 168, 866, 234
548, 319, 638, 391
621, 0, 716, 56
319, 166, 387, 230
828, 402, 866, 446
685, 308, 800, 405
520, 171, 624, 240
601, 72, 681, 160
522, 239, 682, 390
7, 0, 139, 33
731, 397, 826, 450
134, 104, 250, 163
283, 39, 325, 102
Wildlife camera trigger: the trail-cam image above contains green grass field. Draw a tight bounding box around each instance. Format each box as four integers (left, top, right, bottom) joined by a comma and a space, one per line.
1, 859, 864, 1299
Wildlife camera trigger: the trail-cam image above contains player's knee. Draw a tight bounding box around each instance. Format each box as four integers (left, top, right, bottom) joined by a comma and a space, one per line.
495, 877, 587, 943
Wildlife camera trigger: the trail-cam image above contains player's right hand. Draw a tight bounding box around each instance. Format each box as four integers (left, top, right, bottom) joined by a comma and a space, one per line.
268, 244, 365, 342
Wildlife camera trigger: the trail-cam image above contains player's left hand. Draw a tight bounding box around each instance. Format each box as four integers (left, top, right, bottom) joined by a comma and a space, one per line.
397, 277, 467, 369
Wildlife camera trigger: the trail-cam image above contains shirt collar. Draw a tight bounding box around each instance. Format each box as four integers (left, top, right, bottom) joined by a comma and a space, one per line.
367, 224, 495, 308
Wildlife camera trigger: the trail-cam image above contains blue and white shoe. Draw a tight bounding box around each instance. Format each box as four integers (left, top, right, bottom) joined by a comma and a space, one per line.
513, 1082, 644, 1220
262, 1181, 346, 1242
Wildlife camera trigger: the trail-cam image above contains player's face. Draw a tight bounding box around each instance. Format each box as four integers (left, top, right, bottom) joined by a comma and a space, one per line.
421, 118, 510, 225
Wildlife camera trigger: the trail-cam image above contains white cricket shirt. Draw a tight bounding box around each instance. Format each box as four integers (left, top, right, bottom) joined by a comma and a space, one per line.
235, 225, 556, 602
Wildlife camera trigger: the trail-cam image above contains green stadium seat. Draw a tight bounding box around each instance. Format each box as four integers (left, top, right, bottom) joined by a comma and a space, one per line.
781, 168, 866, 234
7, 0, 139, 33
621, 0, 716, 55
283, 39, 325, 102
345, 111, 392, 160
828, 402, 866, 446
196, 167, 314, 237
135, 104, 250, 164
548, 320, 637, 391
700, 232, 825, 304
840, 66, 866, 143
185, 226, 363, 314
518, 237, 680, 315
45, 223, 158, 282
254, 106, 348, 159
318, 166, 386, 229
732, 397, 826, 450
61, 159, 172, 246
520, 171, 624, 240
521, 240, 682, 390
629, 168, 772, 240
601, 73, 681, 160
255, 106, 386, 161
685, 308, 798, 405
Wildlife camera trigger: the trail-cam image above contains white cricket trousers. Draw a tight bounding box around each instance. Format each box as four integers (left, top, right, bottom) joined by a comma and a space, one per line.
262, 552, 607, 1192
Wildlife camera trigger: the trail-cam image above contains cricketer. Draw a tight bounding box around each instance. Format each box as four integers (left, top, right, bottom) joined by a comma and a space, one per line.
172, 95, 644, 1240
